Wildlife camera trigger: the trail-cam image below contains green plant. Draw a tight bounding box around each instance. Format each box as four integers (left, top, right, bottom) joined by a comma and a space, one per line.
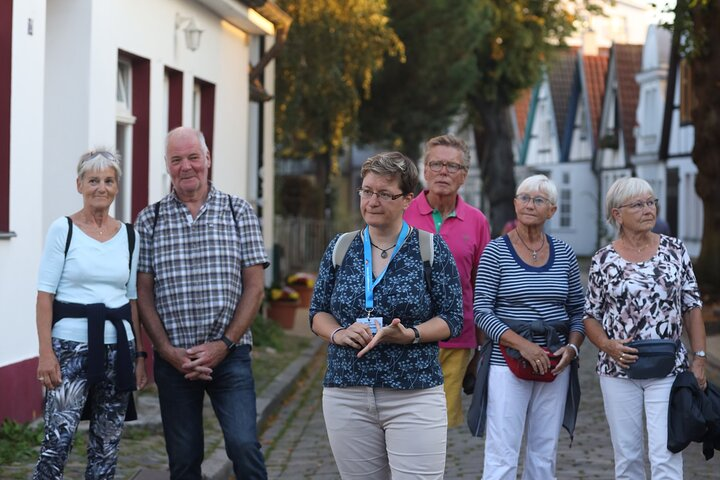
252, 314, 285, 349
0, 419, 43, 464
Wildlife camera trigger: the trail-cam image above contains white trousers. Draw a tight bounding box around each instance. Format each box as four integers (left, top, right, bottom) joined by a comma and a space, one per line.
323, 385, 447, 480
482, 365, 570, 480
599, 375, 682, 479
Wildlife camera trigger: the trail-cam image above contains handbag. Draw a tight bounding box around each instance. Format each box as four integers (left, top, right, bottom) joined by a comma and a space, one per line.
625, 339, 679, 379
499, 344, 560, 382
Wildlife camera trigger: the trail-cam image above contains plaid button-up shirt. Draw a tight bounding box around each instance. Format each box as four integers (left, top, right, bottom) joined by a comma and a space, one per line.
136, 185, 268, 349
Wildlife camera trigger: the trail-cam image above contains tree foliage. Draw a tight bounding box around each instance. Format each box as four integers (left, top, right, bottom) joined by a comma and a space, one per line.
275, 0, 404, 171
357, 0, 490, 160
665, 0, 720, 294
468, 0, 602, 235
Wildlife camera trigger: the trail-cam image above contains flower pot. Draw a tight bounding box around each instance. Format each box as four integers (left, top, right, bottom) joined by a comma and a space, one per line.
292, 285, 314, 308
267, 301, 298, 329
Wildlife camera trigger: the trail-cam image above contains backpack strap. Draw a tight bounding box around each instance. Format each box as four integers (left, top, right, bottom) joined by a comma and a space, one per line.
63, 217, 134, 273
125, 223, 135, 271
417, 229, 434, 291
228, 194, 239, 227
64, 216, 73, 257
332, 230, 360, 269
151, 200, 161, 239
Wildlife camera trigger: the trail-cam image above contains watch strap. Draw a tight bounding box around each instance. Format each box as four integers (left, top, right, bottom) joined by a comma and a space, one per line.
411, 326, 421, 344
221, 335, 238, 351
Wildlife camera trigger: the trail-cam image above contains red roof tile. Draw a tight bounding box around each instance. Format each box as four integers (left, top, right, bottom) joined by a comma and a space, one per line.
514, 88, 533, 143
583, 54, 609, 145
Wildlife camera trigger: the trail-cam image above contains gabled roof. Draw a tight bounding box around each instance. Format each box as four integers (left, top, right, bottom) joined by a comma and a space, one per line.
548, 48, 579, 144
614, 44, 643, 156
513, 88, 533, 144
582, 54, 609, 147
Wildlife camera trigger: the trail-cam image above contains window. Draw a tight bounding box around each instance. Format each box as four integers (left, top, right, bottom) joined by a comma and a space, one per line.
116, 58, 135, 222
116, 51, 150, 221
560, 189, 571, 228
680, 59, 694, 125
165, 67, 183, 131
577, 103, 588, 141
193, 78, 215, 174
0, 0, 12, 234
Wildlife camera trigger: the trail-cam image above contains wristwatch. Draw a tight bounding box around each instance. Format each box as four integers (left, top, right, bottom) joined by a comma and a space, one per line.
411, 327, 421, 344
220, 335, 238, 353
694, 350, 707, 358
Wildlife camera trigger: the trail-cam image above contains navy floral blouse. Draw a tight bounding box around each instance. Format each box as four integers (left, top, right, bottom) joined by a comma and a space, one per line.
310, 228, 463, 390
584, 235, 702, 378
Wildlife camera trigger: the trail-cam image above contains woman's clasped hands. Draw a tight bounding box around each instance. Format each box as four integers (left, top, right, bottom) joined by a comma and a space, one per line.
332, 318, 415, 358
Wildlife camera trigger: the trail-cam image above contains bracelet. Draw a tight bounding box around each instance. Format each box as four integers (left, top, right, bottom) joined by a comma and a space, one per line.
330, 327, 345, 345
567, 343, 579, 358
135, 351, 148, 359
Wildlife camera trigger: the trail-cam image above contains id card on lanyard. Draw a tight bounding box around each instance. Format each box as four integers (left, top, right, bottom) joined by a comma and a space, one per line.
357, 222, 410, 334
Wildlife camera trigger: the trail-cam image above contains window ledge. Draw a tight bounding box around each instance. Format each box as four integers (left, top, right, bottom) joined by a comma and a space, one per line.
0, 231, 17, 239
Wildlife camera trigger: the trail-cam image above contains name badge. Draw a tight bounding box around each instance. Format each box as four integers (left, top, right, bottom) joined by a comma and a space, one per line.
356, 316, 383, 334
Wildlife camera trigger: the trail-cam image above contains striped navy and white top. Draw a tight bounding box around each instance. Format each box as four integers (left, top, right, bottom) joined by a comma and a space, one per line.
473, 234, 585, 366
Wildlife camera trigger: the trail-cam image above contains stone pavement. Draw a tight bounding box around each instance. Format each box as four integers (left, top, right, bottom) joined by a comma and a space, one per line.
260, 341, 720, 479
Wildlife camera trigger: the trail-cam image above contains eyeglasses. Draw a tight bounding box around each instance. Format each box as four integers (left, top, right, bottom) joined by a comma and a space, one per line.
358, 188, 405, 202
617, 198, 659, 212
515, 194, 551, 207
427, 160, 467, 174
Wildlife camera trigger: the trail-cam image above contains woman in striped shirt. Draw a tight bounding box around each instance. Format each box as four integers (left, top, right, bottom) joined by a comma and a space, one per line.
473, 174, 585, 480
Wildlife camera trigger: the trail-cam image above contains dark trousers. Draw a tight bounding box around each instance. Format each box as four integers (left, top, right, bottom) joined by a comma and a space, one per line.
154, 345, 267, 480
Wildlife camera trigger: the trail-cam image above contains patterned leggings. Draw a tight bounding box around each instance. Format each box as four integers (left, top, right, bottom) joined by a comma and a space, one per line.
33, 338, 134, 480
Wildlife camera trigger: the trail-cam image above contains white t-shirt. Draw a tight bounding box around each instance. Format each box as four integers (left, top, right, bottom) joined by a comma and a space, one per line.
37, 217, 139, 343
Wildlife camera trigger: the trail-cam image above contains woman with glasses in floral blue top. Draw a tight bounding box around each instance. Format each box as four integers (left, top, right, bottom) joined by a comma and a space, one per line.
310, 151, 463, 479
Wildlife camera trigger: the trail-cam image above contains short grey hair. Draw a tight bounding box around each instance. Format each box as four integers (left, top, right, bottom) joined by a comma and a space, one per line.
423, 134, 470, 167
360, 152, 419, 195
165, 127, 210, 157
516, 174, 557, 205
605, 177, 655, 230
77, 149, 122, 180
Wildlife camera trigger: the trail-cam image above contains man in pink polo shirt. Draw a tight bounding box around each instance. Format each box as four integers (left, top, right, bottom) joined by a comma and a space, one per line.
405, 134, 490, 428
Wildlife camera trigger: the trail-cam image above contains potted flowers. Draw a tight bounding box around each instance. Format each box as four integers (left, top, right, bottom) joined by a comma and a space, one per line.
266, 286, 300, 329
287, 272, 316, 307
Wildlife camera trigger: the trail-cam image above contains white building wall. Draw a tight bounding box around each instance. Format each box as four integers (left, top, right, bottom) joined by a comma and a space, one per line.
543, 163, 598, 256
568, 101, 593, 161
4, 0, 278, 372
524, 82, 560, 167
43, 0, 93, 230
668, 158, 702, 256
567, 0, 655, 49
0, 0, 48, 367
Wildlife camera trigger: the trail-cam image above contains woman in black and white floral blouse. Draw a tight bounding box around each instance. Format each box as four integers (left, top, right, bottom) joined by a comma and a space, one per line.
584, 177, 707, 479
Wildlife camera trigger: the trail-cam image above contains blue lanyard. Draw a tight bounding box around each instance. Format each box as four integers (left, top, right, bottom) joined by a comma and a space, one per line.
363, 222, 409, 313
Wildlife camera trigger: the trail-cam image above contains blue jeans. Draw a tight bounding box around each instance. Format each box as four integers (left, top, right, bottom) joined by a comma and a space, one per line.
154, 345, 267, 480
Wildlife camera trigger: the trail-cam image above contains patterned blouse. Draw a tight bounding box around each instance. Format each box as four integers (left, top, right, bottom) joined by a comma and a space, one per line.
584, 235, 702, 378
309, 228, 463, 390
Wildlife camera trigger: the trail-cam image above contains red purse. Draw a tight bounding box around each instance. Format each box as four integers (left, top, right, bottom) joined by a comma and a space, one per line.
499, 345, 560, 382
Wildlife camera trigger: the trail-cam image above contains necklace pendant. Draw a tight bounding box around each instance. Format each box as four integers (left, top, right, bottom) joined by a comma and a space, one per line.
532, 251, 537, 260
380, 250, 388, 259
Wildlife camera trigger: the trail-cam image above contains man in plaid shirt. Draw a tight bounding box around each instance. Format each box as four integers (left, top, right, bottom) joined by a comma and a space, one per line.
136, 127, 268, 479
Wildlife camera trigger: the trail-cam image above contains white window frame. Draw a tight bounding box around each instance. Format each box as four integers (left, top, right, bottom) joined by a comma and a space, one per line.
116, 58, 136, 222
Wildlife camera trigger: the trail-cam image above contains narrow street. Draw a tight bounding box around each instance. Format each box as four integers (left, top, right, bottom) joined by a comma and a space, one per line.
260, 342, 718, 479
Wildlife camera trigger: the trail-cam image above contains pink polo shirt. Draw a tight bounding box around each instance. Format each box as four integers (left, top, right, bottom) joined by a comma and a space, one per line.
405, 191, 490, 348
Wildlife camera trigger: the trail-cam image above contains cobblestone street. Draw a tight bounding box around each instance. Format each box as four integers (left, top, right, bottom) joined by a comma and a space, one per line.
260, 343, 719, 479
